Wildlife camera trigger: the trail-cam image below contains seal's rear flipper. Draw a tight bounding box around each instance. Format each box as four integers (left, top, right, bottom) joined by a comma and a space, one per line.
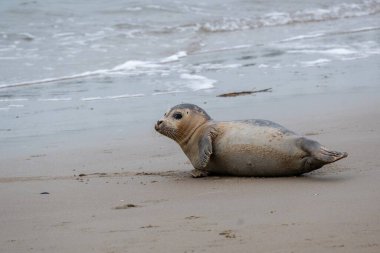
299, 137, 348, 165
314, 146, 348, 163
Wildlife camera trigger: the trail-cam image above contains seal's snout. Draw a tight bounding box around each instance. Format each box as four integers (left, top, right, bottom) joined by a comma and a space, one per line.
155, 120, 163, 131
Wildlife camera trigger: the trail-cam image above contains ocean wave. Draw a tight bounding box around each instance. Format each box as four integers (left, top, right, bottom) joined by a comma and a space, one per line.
81, 94, 145, 101
0, 98, 29, 102
289, 48, 358, 55
106, 94, 145, 99
0, 70, 108, 89
300, 58, 331, 67
38, 98, 72, 101
192, 63, 242, 73
280, 33, 326, 43
180, 73, 216, 91
0, 49, 191, 89
288, 40, 380, 59
280, 26, 380, 43
7, 104, 25, 108
196, 0, 380, 33
111, 60, 160, 72
152, 90, 185, 96
197, 45, 251, 55
112, 1, 380, 36
160, 51, 187, 63
0, 59, 166, 89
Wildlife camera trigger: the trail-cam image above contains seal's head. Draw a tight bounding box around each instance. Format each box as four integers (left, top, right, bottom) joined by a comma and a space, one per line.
155, 104, 211, 144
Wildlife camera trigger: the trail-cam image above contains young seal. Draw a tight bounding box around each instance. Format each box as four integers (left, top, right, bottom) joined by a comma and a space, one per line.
154, 104, 348, 177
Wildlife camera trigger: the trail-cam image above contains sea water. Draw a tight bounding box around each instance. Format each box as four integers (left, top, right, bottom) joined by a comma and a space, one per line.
0, 0, 380, 158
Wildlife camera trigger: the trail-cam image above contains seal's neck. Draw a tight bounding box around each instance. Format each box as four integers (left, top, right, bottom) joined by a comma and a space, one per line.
178, 121, 209, 147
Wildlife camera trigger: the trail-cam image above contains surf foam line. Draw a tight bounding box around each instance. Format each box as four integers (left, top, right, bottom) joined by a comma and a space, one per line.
81, 93, 145, 101
196, 0, 380, 33
0, 53, 186, 90
279, 26, 380, 43
0, 69, 108, 89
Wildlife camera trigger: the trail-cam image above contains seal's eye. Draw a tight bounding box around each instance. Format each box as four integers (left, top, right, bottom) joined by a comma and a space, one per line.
172, 112, 182, 120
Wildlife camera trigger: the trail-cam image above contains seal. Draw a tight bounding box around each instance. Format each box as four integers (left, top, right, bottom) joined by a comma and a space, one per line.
154, 103, 348, 177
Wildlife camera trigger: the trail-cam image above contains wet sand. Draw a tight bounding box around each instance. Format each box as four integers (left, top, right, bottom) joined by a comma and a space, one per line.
1, 89, 380, 253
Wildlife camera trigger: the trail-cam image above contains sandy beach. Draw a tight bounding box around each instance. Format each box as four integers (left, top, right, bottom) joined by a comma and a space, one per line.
1, 89, 380, 253
1, 1, 380, 252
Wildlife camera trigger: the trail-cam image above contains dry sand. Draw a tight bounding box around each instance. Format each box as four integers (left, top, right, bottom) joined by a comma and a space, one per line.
1, 90, 380, 253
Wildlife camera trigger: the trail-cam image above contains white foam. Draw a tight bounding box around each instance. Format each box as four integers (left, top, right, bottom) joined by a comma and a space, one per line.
280, 26, 380, 43
0, 69, 108, 89
258, 64, 269, 68
8, 104, 25, 108
38, 98, 72, 101
280, 33, 325, 42
300, 58, 331, 67
160, 51, 187, 63
106, 94, 145, 99
323, 48, 357, 55
0, 98, 28, 102
125, 7, 143, 12
81, 97, 103, 101
180, 73, 216, 91
81, 94, 145, 101
112, 60, 160, 71
152, 90, 185, 96
197, 1, 380, 32
0, 60, 163, 89
349, 26, 380, 33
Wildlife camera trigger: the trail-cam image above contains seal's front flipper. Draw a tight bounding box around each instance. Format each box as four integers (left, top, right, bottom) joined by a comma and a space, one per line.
198, 127, 215, 168
191, 169, 209, 178
189, 126, 218, 170
299, 137, 348, 165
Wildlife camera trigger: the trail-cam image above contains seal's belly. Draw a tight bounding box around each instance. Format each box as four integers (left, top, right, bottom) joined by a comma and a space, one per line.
206, 122, 306, 176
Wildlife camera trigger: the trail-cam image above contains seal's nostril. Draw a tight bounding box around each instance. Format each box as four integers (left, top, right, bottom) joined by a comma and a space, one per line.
157, 120, 163, 126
